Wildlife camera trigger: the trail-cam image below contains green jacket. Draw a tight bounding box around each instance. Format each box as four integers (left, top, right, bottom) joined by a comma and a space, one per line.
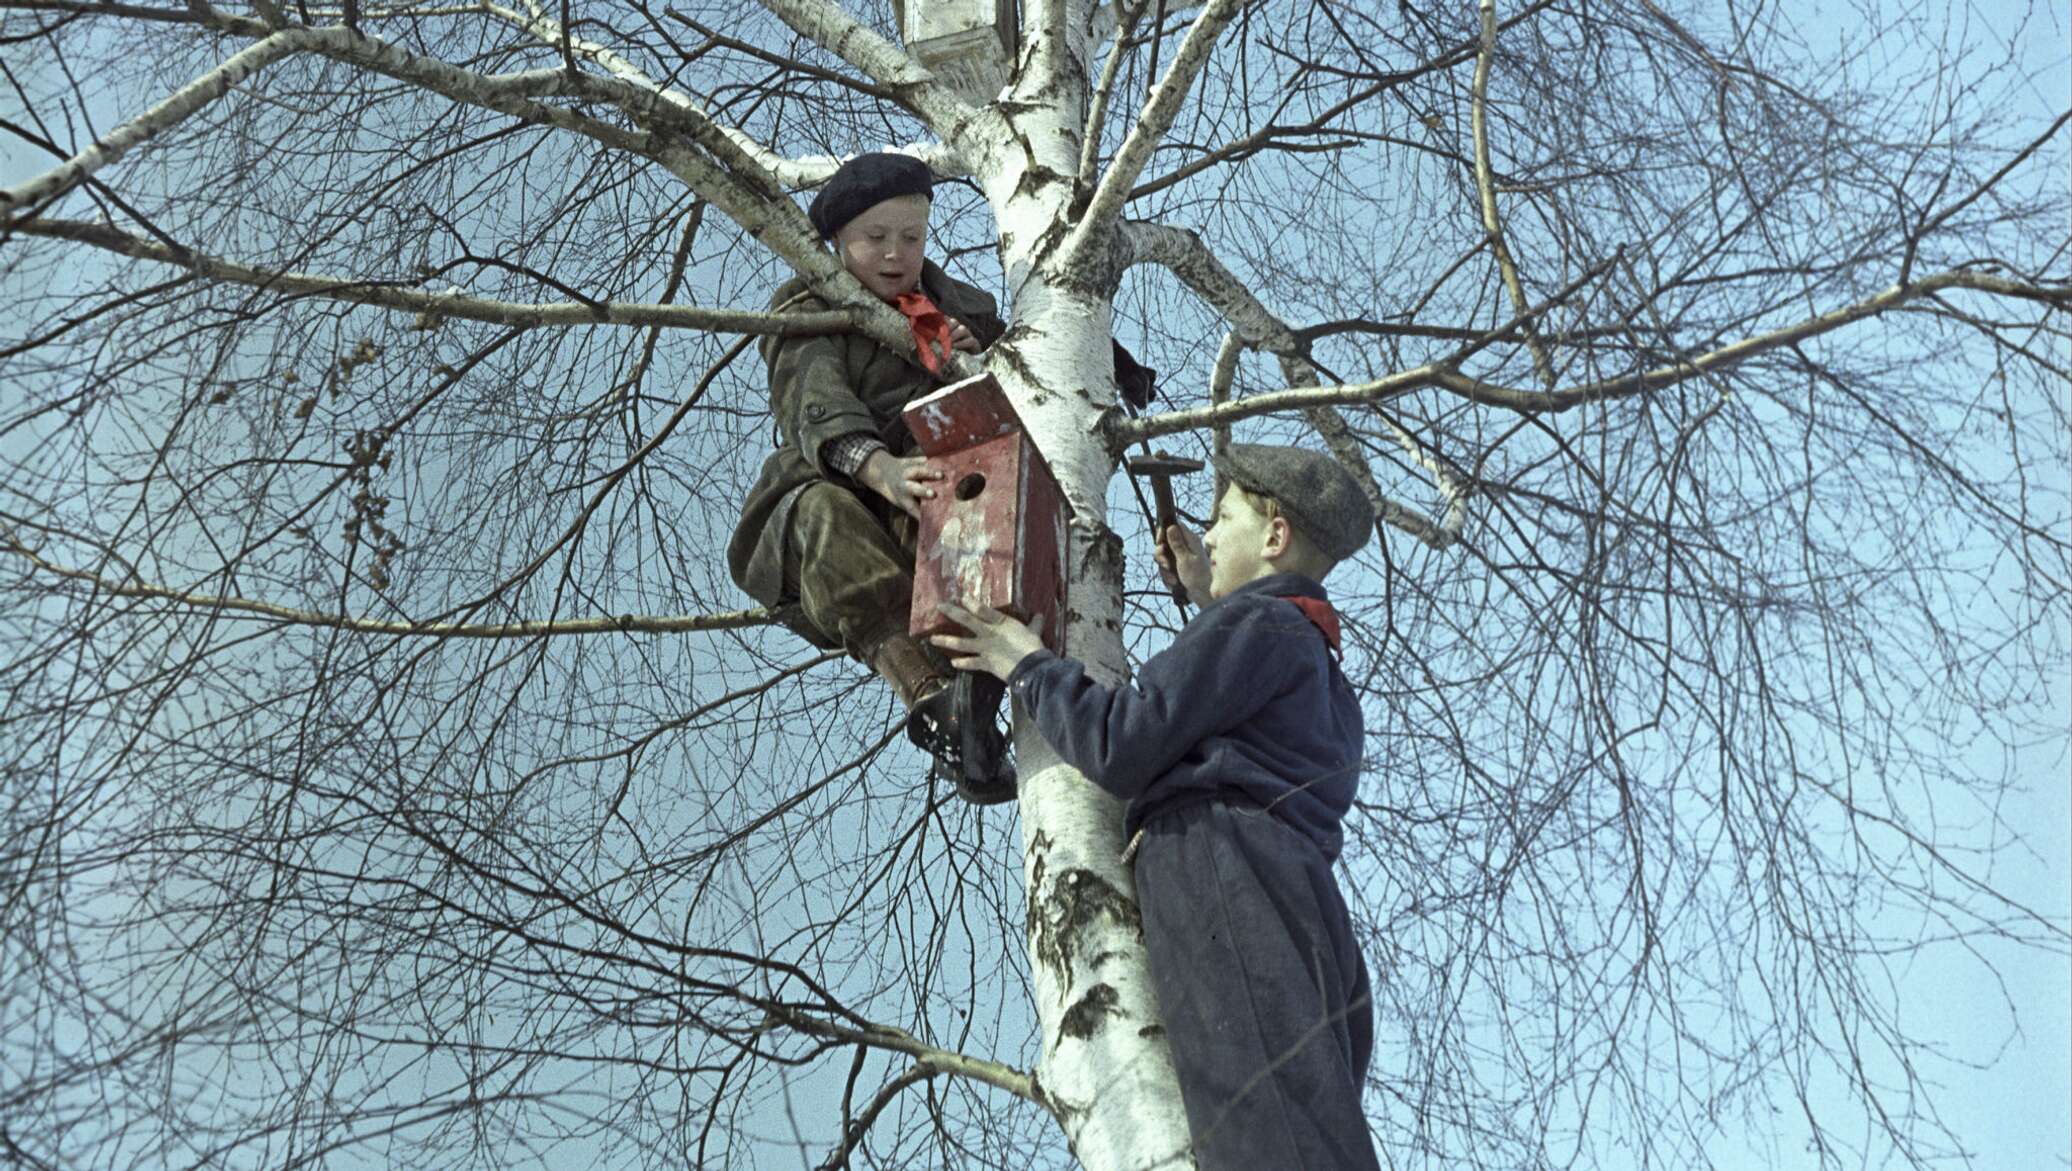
728, 260, 1009, 622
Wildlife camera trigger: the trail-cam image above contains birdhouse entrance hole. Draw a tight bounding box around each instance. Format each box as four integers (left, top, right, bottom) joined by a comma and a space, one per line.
955, 473, 987, 500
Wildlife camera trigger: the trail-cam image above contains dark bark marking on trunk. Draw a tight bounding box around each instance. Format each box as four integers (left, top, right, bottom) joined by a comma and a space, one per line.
1031, 868, 1142, 975
1060, 982, 1124, 1039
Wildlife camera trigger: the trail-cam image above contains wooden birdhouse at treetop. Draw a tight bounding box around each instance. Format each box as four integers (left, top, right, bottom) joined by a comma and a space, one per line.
892, 0, 1017, 104
903, 373, 1068, 652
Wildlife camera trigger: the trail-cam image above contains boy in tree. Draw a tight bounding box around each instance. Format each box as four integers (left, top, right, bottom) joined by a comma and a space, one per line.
727, 152, 1014, 794
934, 443, 1382, 1171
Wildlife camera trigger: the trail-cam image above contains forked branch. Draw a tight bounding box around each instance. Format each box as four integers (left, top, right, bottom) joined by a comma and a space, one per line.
1062, 0, 1244, 273
1, 29, 310, 221
1123, 219, 1467, 548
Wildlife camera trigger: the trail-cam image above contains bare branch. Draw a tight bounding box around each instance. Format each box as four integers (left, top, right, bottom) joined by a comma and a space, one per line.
767, 1009, 1039, 1106
1121, 219, 1466, 546
1, 28, 311, 220
1, 533, 778, 637
11, 217, 861, 335
482, 0, 967, 187
749, 0, 979, 135
1206, 329, 1240, 459
1061, 0, 1243, 273
1123, 0, 1558, 200
817, 1065, 937, 1171
1118, 268, 2072, 433
1077, 0, 1143, 188
1470, 0, 1554, 388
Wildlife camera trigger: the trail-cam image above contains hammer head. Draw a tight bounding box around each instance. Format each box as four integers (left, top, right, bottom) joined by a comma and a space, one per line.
1125, 452, 1205, 479
1126, 451, 1205, 537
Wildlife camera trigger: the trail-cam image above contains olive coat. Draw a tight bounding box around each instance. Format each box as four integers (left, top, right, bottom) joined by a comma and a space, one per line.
727, 260, 1009, 636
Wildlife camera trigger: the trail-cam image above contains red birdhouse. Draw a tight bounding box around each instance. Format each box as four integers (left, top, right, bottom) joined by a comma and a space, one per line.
903, 373, 1069, 651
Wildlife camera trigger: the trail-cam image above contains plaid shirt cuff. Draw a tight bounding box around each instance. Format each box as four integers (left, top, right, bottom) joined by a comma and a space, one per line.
821, 433, 888, 478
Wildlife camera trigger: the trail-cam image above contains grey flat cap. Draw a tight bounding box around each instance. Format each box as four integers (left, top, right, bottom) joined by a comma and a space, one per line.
1217, 443, 1375, 562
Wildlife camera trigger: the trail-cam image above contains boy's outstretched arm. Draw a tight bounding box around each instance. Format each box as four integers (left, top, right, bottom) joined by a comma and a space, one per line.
932, 599, 1302, 798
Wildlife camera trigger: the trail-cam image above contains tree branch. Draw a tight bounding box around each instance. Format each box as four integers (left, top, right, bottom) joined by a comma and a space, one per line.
0, 534, 778, 638
0, 11, 952, 370
1206, 329, 1240, 459
0, 0, 953, 365
663, 10, 897, 102
11, 217, 861, 335
484, 0, 966, 188
1126, 0, 1558, 200
817, 1065, 937, 1171
766, 1008, 1039, 1106
1061, 0, 1242, 272
748, 0, 979, 135
291, 16, 935, 360
1471, 0, 1553, 388
1121, 219, 1466, 547
1, 28, 311, 221
1117, 268, 2071, 428
1077, 0, 1143, 188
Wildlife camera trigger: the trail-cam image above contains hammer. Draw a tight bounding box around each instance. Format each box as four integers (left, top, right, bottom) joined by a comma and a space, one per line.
1125, 450, 1205, 608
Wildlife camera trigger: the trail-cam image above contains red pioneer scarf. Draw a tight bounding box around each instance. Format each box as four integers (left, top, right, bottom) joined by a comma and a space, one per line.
1279, 595, 1343, 659
892, 291, 955, 374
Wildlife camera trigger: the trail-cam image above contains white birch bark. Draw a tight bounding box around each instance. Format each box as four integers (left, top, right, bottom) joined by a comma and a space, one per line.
955, 4, 1197, 1163
988, 278, 1195, 1171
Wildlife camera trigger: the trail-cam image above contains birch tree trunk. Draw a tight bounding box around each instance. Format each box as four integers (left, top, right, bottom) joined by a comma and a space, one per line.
959, 8, 1200, 1157
995, 291, 1196, 1169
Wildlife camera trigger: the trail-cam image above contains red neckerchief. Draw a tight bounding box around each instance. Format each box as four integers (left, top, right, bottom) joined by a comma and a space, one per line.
1279, 595, 1342, 659
892, 291, 954, 374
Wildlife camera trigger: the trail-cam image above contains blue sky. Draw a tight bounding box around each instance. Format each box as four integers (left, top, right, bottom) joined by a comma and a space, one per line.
1, 2, 2064, 1169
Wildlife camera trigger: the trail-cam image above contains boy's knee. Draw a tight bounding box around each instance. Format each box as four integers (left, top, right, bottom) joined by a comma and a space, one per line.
790, 480, 879, 536
782, 480, 915, 650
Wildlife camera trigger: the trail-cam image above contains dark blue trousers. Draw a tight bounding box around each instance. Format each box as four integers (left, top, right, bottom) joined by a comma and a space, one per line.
1135, 800, 1380, 1171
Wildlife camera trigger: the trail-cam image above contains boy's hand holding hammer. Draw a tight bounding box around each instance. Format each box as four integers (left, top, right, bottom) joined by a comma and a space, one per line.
1155, 524, 1212, 605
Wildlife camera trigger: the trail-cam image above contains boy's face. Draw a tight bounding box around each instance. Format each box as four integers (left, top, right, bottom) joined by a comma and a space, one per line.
1202, 487, 1286, 600
835, 194, 931, 302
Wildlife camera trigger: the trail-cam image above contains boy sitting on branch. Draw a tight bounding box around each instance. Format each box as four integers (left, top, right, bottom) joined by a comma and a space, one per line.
935, 443, 1383, 1171
727, 152, 1016, 796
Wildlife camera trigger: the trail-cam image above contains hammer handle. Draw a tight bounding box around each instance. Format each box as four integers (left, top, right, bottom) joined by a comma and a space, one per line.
1147, 476, 1189, 608
1148, 475, 1179, 536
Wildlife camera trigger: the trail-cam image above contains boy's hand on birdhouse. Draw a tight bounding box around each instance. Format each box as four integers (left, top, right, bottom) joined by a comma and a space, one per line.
858, 450, 943, 519
932, 602, 1045, 682
1156, 523, 1211, 603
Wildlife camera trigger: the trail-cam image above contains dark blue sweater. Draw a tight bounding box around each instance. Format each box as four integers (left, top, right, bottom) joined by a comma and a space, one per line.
1006, 573, 1363, 860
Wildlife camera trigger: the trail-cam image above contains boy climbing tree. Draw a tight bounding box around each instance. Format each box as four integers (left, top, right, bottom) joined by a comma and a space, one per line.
937, 443, 1383, 1171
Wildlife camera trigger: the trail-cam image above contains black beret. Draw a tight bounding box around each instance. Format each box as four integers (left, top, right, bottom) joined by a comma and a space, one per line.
1217, 443, 1375, 562
808, 153, 934, 239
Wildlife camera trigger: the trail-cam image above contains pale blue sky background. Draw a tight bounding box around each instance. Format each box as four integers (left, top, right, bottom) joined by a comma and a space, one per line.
1, 2, 2064, 1169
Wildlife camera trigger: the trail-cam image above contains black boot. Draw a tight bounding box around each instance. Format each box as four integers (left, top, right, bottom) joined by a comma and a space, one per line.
907, 673, 1017, 805
951, 672, 1016, 804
